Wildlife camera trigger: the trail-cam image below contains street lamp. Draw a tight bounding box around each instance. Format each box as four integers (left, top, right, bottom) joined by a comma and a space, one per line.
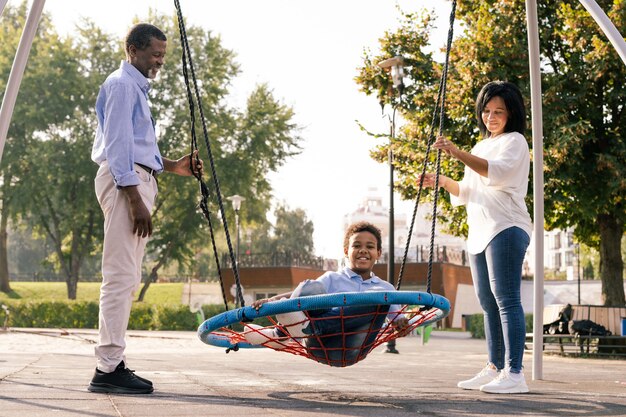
378, 55, 405, 354
577, 243, 581, 305
227, 194, 245, 307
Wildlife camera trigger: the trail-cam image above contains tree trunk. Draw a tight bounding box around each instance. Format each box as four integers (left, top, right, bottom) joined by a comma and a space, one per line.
66, 272, 79, 300
65, 221, 91, 300
0, 201, 12, 294
598, 213, 625, 307
137, 262, 161, 302
137, 242, 173, 302
66, 255, 80, 300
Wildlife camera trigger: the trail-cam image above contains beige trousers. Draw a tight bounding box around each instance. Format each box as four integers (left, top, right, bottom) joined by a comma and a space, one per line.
94, 162, 158, 372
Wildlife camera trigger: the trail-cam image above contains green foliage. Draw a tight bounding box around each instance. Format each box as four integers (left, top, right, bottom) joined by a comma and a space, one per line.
0, 282, 225, 330
2, 301, 98, 328
1, 4, 116, 299
155, 304, 198, 330
249, 204, 316, 254
271, 205, 315, 253
131, 13, 301, 296
355, 1, 625, 306
128, 303, 156, 330
467, 313, 533, 339
0, 299, 229, 331
2, 6, 303, 300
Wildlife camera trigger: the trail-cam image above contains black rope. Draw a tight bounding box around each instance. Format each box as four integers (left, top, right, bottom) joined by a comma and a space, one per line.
174, 0, 245, 309
396, 0, 456, 293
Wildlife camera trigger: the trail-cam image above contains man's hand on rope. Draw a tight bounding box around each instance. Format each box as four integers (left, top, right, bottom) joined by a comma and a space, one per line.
165, 150, 204, 177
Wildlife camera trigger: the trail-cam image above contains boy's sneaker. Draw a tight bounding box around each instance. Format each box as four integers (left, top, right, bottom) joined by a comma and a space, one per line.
88, 361, 153, 394
480, 369, 529, 394
457, 365, 499, 390
244, 324, 289, 348
276, 310, 313, 337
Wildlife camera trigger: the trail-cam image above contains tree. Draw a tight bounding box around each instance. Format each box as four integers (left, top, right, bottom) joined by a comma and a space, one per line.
538, 1, 626, 306
240, 204, 315, 266
136, 13, 302, 300
356, 1, 625, 306
8, 17, 118, 299
14, 113, 103, 299
0, 3, 87, 293
2, 7, 301, 299
269, 205, 315, 254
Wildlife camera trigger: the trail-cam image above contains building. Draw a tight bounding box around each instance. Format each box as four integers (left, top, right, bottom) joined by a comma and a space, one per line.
342, 188, 408, 262
342, 188, 465, 262
526, 227, 580, 279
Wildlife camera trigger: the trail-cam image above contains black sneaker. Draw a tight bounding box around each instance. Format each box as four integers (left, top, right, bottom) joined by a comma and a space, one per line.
125, 364, 153, 386
88, 361, 153, 394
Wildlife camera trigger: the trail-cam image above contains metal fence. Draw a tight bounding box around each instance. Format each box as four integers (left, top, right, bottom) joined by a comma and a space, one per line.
8, 273, 102, 282
381, 245, 468, 266
220, 251, 326, 269
7, 246, 467, 282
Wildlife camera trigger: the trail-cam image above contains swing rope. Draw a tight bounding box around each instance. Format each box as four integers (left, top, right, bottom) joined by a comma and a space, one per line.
175, 0, 454, 364
396, 0, 457, 293
174, 0, 245, 309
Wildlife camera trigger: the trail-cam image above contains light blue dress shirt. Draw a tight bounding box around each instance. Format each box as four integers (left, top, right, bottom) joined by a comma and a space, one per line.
316, 267, 402, 320
92, 61, 164, 187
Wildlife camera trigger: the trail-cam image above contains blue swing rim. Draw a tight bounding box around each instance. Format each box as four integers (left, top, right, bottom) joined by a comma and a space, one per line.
198, 290, 450, 349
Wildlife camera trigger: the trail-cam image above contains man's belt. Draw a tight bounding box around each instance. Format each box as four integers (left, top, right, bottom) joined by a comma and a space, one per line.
136, 163, 159, 178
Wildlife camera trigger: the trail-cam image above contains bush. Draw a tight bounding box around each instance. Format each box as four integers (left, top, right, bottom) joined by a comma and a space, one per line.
1, 301, 99, 329
128, 303, 157, 330
0, 300, 239, 331
156, 304, 198, 330
467, 313, 534, 339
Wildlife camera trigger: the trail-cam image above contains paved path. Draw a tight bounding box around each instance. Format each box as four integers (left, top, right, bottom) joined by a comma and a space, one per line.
1, 329, 625, 416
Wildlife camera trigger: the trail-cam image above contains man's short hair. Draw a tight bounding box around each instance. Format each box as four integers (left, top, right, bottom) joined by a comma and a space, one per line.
125, 23, 167, 54
343, 221, 382, 251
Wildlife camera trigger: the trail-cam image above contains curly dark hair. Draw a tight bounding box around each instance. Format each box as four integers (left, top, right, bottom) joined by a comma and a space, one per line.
343, 221, 382, 251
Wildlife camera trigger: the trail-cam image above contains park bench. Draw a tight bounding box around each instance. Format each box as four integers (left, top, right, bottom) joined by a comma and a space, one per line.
526, 304, 626, 357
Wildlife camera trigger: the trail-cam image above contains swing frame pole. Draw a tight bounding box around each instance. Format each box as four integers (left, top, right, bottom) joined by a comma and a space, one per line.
0, 0, 10, 16
579, 0, 626, 66
0, 0, 46, 164
525, 0, 545, 382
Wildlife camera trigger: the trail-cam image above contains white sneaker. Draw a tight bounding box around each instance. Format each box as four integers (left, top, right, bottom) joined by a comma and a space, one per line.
276, 310, 311, 337
243, 324, 287, 348
457, 366, 499, 390
480, 369, 529, 394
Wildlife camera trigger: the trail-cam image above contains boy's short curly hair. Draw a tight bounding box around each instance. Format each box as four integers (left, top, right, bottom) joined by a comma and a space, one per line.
343, 221, 382, 251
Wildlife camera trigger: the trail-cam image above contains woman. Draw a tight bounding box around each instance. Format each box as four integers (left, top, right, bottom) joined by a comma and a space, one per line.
420, 81, 532, 394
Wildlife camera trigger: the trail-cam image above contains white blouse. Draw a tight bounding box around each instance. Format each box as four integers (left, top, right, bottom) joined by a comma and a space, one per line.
450, 131, 533, 254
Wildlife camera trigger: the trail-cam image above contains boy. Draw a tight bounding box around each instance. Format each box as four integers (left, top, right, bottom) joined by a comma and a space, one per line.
245, 221, 409, 366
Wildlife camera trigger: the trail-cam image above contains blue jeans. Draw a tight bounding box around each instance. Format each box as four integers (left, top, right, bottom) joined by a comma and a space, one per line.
469, 227, 530, 373
293, 280, 388, 367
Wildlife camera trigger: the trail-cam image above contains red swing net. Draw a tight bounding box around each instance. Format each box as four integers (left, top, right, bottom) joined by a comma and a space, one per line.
218, 304, 439, 367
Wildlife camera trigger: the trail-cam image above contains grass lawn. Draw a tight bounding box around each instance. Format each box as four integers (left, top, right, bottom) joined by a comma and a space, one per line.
0, 282, 185, 305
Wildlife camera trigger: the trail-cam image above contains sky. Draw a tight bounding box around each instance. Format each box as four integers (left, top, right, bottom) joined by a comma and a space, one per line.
8, 0, 452, 258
